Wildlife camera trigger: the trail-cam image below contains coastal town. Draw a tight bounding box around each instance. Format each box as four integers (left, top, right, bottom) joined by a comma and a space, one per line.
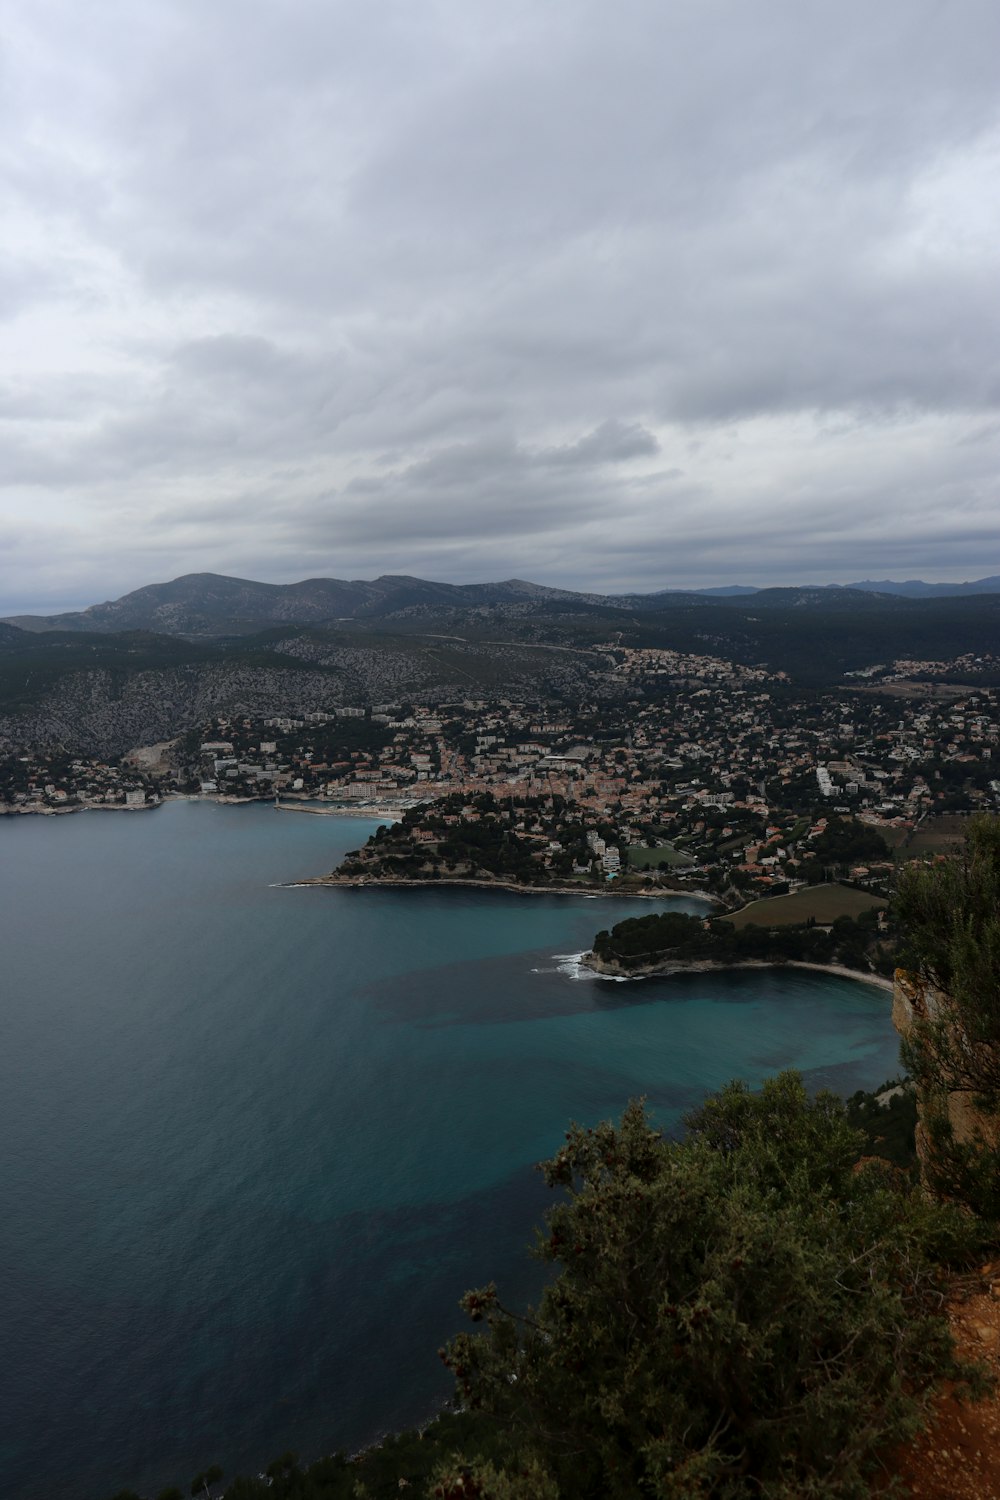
0, 746, 162, 812
2, 646, 996, 908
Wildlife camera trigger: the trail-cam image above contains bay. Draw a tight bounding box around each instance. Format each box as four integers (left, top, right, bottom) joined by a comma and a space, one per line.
0, 801, 900, 1500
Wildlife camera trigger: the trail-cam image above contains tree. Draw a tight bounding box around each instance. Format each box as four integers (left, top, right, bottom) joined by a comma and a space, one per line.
895, 815, 1000, 1097
265, 1451, 298, 1480
190, 1467, 223, 1499
894, 814, 1000, 1216
441, 1077, 979, 1499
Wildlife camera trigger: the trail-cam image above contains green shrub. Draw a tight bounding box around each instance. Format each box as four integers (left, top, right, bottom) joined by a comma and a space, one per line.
441, 1076, 981, 1499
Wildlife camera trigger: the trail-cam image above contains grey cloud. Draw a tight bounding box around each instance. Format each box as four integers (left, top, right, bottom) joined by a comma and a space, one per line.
169, 335, 295, 382
394, 436, 527, 492
0, 260, 63, 322
1, 0, 999, 606
541, 420, 660, 466
320, 454, 626, 547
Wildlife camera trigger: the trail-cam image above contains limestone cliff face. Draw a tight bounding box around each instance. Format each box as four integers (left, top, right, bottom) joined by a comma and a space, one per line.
891, 971, 936, 1059
892, 969, 1000, 1183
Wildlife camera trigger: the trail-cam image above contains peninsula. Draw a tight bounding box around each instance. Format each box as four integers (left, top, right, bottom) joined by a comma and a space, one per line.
580, 897, 894, 989
310, 790, 701, 896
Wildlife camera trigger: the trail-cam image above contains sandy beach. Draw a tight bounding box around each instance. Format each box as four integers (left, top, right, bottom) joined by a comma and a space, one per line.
288, 873, 694, 898
581, 951, 893, 992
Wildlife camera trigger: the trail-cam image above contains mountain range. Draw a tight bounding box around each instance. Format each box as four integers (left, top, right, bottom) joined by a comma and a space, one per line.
2, 571, 998, 756
5, 571, 1000, 637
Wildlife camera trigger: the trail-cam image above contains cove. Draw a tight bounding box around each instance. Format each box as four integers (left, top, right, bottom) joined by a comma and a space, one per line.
0, 801, 900, 1500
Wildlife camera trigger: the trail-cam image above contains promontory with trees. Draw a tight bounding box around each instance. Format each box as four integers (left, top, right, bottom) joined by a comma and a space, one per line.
586, 899, 892, 982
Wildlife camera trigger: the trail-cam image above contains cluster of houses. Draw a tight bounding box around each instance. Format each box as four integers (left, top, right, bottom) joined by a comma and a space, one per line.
0, 750, 158, 811
3, 654, 996, 887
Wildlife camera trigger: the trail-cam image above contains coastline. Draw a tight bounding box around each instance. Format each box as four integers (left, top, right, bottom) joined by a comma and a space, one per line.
273, 800, 404, 821
0, 796, 171, 816
0, 792, 406, 819
288, 873, 720, 901
581, 952, 893, 992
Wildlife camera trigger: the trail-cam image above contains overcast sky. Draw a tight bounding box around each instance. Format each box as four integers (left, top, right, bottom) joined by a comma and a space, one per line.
2, 0, 999, 611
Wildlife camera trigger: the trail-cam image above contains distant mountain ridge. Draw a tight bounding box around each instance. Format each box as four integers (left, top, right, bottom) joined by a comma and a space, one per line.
0, 571, 705, 636
657, 577, 1000, 600
2, 577, 999, 754
838, 577, 1000, 598
2, 574, 590, 637
3, 570, 1000, 637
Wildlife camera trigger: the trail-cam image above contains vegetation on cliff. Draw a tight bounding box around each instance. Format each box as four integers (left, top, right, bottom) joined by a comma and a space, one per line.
436, 1078, 980, 1499
844, 1076, 918, 1169
895, 815, 1000, 1219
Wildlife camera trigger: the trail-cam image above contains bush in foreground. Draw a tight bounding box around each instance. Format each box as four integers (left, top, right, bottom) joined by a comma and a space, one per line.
438, 1075, 983, 1499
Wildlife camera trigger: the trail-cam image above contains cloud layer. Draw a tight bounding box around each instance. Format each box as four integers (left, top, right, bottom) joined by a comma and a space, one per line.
2, 0, 999, 610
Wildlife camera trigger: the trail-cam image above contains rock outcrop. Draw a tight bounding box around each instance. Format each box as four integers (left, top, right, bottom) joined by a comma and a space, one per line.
892, 968, 1000, 1184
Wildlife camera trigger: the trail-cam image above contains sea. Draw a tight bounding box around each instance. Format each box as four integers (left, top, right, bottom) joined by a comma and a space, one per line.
0, 800, 901, 1500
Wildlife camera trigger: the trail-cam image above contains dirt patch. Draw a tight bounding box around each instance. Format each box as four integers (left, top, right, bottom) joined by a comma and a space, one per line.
850, 682, 982, 700
906, 816, 972, 858
879, 1261, 1000, 1498
122, 738, 179, 771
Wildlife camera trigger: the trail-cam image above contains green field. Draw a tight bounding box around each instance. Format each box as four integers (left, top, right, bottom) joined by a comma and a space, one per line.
724, 883, 887, 930
626, 843, 694, 869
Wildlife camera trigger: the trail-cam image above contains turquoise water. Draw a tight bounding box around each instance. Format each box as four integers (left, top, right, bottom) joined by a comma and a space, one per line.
0, 801, 900, 1499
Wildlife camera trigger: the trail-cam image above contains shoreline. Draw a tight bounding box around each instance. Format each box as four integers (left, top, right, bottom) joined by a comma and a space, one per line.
273, 801, 404, 821
0, 792, 407, 819
0, 796, 170, 816
581, 952, 893, 992
287, 873, 720, 902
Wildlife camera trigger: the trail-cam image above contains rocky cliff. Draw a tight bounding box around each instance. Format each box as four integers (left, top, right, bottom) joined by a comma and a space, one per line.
892, 968, 1000, 1183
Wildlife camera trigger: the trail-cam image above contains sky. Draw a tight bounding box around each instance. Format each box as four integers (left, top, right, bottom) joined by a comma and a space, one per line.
2, 0, 999, 613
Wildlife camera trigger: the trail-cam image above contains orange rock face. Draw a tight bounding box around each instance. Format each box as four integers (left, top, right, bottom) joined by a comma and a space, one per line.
892, 969, 1000, 1164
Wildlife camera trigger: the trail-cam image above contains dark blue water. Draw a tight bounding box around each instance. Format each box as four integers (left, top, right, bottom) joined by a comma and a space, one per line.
0, 801, 900, 1499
